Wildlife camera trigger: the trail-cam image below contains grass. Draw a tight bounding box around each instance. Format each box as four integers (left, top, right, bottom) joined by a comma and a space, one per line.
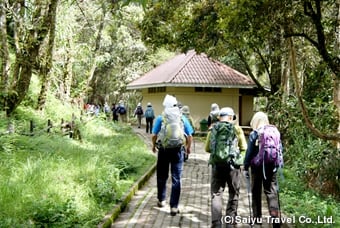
0, 108, 156, 227
280, 169, 340, 228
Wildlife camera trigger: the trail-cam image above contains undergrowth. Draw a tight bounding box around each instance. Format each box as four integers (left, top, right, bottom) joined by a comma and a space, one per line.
0, 100, 156, 227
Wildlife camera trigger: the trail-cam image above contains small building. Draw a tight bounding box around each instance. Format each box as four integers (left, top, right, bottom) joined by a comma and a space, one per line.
127, 50, 257, 130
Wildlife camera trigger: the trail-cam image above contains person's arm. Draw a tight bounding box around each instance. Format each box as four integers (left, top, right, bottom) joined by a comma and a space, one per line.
151, 116, 162, 153
235, 126, 247, 155
151, 134, 158, 153
186, 135, 192, 154
182, 116, 194, 154
244, 131, 258, 170
207, 115, 212, 128
205, 131, 211, 153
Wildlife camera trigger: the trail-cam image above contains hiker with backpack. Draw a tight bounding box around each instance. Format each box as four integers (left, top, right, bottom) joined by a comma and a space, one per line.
180, 105, 195, 162
243, 111, 283, 228
207, 103, 220, 130
205, 107, 247, 228
151, 94, 194, 216
117, 100, 127, 123
144, 102, 155, 134
111, 103, 119, 122
134, 102, 144, 128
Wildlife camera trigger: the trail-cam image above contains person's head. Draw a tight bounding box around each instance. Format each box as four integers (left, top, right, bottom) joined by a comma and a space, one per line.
181, 105, 190, 115
210, 103, 220, 120
211, 103, 219, 113
219, 107, 236, 122
250, 111, 269, 130
137, 102, 141, 106
147, 102, 152, 107
162, 94, 178, 108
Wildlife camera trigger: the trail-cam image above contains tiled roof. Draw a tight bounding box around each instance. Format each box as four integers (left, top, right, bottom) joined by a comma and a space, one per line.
127, 50, 256, 89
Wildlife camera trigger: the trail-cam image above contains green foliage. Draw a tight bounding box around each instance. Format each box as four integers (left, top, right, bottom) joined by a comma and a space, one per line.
267, 94, 339, 199
0, 104, 156, 226
280, 170, 340, 228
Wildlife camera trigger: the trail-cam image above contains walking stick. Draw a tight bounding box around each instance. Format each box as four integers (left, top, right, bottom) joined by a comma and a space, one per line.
276, 168, 284, 221
245, 172, 253, 227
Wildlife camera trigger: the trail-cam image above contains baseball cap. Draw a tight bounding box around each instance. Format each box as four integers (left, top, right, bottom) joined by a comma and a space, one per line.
219, 107, 236, 120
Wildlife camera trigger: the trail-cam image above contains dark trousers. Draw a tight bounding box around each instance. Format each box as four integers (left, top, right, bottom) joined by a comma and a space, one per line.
136, 114, 142, 127
156, 146, 184, 208
210, 163, 241, 226
112, 113, 118, 122
146, 117, 154, 133
251, 166, 280, 227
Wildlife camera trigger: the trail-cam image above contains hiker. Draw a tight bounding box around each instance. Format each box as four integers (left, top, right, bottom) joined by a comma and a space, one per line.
181, 105, 195, 161
208, 103, 220, 130
117, 100, 127, 123
104, 102, 110, 120
144, 102, 155, 134
134, 102, 144, 128
243, 111, 282, 228
205, 107, 247, 228
151, 94, 194, 216
111, 103, 118, 122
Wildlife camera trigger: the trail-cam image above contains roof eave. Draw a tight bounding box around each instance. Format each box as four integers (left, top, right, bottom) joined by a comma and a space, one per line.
126, 83, 257, 90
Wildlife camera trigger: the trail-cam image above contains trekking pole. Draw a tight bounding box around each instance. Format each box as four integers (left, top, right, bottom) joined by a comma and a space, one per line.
276, 168, 284, 222
245, 172, 253, 227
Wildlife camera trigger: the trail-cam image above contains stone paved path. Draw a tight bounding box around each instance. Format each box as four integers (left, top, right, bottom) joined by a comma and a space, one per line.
110, 126, 291, 228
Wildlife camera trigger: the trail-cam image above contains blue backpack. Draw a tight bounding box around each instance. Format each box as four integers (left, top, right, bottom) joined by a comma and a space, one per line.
144, 107, 154, 118
118, 106, 126, 115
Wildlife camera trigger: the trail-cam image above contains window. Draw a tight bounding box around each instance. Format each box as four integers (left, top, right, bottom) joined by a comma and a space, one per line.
148, 87, 166, 93
195, 87, 221, 93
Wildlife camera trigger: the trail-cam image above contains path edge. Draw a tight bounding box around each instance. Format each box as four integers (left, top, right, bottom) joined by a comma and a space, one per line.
98, 162, 157, 228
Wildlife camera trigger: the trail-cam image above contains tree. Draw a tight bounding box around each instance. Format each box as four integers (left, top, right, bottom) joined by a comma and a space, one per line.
140, 0, 340, 144
0, 0, 60, 116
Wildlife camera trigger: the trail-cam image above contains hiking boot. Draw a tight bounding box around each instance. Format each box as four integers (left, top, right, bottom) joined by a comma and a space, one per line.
170, 207, 179, 216
157, 200, 166, 207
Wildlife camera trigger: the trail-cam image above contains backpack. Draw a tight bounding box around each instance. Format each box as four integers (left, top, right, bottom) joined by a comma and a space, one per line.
209, 122, 240, 166
251, 125, 283, 173
144, 107, 154, 118
118, 106, 126, 115
157, 107, 186, 149
136, 106, 143, 115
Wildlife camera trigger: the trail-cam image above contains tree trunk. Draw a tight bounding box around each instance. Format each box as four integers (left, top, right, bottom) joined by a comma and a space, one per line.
335, 77, 340, 148
86, 5, 106, 103
37, 0, 59, 110
0, 0, 10, 111
335, 0, 340, 148
6, 1, 59, 116
7, 48, 38, 116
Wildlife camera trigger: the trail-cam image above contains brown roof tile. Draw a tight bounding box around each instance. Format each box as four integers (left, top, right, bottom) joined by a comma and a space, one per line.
127, 50, 256, 89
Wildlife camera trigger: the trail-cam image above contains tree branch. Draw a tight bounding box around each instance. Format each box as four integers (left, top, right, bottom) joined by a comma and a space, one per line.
289, 37, 340, 141
236, 50, 265, 92
284, 32, 319, 48
253, 46, 272, 83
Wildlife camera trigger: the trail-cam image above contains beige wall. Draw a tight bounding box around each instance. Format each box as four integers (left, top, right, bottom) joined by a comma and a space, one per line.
139, 87, 254, 131
240, 95, 254, 126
